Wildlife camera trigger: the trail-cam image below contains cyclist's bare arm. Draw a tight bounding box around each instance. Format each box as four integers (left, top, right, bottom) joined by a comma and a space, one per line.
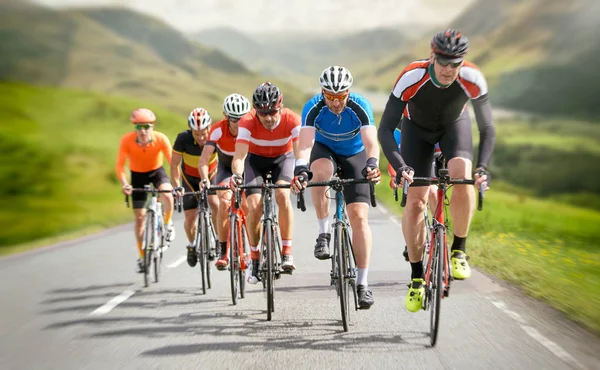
295, 126, 315, 163
159, 134, 173, 165
360, 126, 380, 162
231, 142, 249, 176
198, 144, 216, 185
170, 152, 183, 188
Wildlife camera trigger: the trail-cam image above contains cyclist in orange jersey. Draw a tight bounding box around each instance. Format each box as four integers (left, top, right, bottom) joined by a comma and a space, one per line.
116, 108, 175, 273
199, 94, 251, 270
171, 108, 220, 267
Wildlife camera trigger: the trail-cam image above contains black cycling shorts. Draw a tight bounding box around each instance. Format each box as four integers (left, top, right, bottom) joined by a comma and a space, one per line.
181, 173, 217, 211
401, 110, 473, 183
130, 167, 171, 209
244, 152, 294, 196
310, 141, 369, 204
214, 161, 233, 186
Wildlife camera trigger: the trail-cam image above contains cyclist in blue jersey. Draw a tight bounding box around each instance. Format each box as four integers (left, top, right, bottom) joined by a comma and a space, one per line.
291, 66, 380, 309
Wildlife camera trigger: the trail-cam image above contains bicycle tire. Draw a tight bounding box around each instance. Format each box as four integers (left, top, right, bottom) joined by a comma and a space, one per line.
335, 223, 349, 332
343, 227, 358, 312
265, 220, 274, 321
198, 215, 207, 295
154, 228, 163, 283
430, 227, 444, 347
239, 221, 248, 299
143, 211, 154, 288
206, 217, 214, 290
229, 213, 239, 305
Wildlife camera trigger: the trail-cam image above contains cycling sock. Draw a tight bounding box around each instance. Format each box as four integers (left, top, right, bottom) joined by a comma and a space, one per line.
250, 243, 260, 260
357, 268, 368, 287
451, 235, 466, 253
164, 211, 172, 224
219, 241, 227, 255
317, 217, 329, 234
410, 261, 424, 280
137, 241, 144, 257
282, 239, 292, 255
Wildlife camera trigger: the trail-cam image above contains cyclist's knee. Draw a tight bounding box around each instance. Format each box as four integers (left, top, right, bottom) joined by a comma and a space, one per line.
447, 157, 472, 179
245, 194, 261, 210
275, 189, 291, 208
183, 210, 195, 225
347, 204, 369, 229
310, 159, 334, 180
406, 195, 428, 214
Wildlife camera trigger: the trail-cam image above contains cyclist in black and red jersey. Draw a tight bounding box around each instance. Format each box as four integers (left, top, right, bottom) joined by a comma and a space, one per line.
378, 29, 495, 312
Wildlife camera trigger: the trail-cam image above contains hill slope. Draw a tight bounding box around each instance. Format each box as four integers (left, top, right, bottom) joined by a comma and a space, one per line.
0, 3, 308, 115
0, 82, 185, 247
356, 0, 600, 117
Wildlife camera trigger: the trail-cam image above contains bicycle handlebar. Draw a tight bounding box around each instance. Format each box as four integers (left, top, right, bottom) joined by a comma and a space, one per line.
397, 176, 485, 210
296, 178, 377, 212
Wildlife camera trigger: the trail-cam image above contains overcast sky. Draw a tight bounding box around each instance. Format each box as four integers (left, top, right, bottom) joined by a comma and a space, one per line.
33, 0, 475, 34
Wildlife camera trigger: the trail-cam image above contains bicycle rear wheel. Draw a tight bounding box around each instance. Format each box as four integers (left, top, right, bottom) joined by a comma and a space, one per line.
429, 228, 444, 347
265, 220, 274, 321
143, 211, 154, 288
335, 223, 349, 332
229, 214, 239, 305
198, 215, 207, 295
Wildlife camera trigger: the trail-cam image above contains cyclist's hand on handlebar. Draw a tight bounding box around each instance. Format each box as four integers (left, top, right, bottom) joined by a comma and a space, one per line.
291, 173, 308, 195
395, 166, 414, 186
122, 184, 132, 195
174, 186, 185, 196
229, 173, 243, 190
474, 167, 491, 190
199, 179, 211, 190
362, 157, 381, 184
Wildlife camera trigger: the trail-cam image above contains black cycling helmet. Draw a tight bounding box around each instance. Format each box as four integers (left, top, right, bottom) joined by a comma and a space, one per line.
252, 82, 283, 112
431, 29, 469, 63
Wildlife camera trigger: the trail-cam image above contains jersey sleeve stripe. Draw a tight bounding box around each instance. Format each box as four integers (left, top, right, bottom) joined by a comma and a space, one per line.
458, 66, 488, 98
303, 100, 325, 127
347, 99, 373, 126
392, 68, 428, 101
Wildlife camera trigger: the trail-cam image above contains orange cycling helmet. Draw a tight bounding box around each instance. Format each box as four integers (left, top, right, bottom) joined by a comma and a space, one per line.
130, 108, 156, 124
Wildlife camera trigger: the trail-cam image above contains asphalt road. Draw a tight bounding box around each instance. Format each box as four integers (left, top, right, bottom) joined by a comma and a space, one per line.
1, 193, 599, 370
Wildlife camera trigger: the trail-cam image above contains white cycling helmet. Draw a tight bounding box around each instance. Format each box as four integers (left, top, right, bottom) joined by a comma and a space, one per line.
223, 93, 251, 119
319, 65, 353, 93
188, 108, 212, 131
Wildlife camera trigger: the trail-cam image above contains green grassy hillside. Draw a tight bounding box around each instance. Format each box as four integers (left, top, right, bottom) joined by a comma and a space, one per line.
0, 82, 186, 249
0, 3, 309, 116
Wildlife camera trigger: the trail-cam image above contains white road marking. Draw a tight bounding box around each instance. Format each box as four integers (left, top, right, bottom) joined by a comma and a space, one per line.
90, 290, 136, 316
490, 300, 585, 370
390, 217, 400, 225
378, 204, 388, 215
167, 255, 187, 269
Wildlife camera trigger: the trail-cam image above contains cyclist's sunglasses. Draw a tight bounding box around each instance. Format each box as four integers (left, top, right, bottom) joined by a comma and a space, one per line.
227, 116, 241, 123
322, 90, 349, 101
256, 109, 280, 117
435, 57, 462, 68
135, 124, 153, 130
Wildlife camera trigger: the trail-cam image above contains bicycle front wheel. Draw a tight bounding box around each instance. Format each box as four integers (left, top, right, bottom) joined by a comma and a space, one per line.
429, 228, 444, 347
154, 229, 163, 283
205, 217, 214, 290
335, 223, 349, 332
198, 215, 207, 295
239, 221, 248, 299
265, 220, 274, 321
143, 211, 154, 288
229, 214, 239, 305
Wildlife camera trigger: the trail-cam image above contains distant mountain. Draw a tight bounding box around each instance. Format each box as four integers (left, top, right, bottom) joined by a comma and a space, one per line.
355, 0, 600, 117
0, 3, 308, 114
192, 26, 422, 90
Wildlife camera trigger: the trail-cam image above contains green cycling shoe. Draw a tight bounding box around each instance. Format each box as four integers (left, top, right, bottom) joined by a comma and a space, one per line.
451, 250, 471, 280
405, 278, 425, 312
